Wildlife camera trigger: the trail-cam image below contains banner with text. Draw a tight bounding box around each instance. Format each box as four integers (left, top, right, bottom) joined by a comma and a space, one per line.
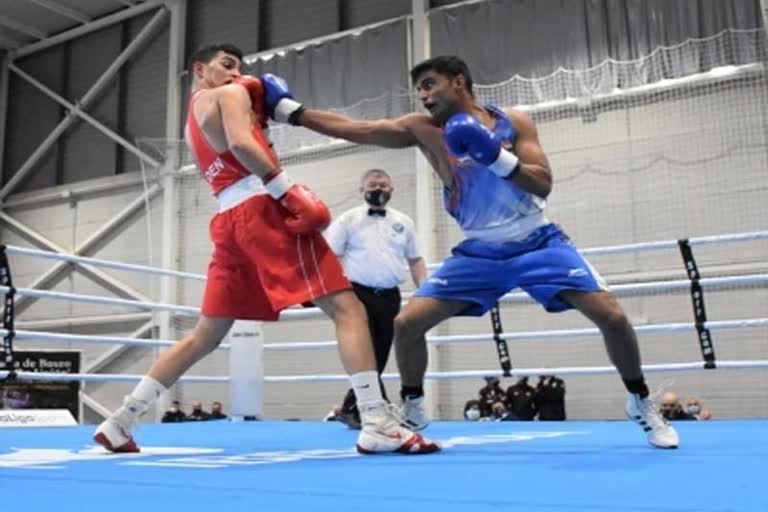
0, 350, 81, 422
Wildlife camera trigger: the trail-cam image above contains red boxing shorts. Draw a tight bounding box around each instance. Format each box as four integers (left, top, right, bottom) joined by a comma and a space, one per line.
201, 194, 350, 320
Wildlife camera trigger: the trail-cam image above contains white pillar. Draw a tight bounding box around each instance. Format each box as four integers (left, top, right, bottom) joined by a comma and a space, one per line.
761, 0, 768, 35
228, 320, 264, 420
156, 0, 186, 420
410, 0, 441, 419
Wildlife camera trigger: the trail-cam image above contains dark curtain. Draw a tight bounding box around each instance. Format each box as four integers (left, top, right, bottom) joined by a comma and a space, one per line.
429, 0, 764, 83
244, 18, 409, 111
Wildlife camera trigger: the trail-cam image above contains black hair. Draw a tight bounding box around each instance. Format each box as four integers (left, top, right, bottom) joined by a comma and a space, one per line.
410, 55, 473, 96
463, 399, 481, 413
188, 43, 243, 70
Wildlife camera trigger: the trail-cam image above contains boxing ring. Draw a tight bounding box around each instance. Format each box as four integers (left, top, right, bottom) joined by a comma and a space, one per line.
1, 231, 767, 511
1, 420, 766, 511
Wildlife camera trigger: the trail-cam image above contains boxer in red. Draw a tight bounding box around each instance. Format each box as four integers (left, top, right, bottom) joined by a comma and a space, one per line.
93, 43, 438, 456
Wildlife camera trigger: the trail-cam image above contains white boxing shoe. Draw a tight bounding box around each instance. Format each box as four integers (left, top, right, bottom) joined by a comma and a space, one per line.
93, 397, 144, 453
401, 395, 429, 431
93, 416, 140, 453
356, 401, 440, 455
625, 393, 679, 449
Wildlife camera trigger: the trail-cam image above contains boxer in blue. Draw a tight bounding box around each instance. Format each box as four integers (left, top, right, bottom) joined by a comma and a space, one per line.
259, 56, 679, 448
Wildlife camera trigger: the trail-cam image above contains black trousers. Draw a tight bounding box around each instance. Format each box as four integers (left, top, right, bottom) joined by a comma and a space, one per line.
341, 282, 401, 414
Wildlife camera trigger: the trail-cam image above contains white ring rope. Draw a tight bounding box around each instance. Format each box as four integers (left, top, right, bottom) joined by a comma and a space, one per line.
466, 274, 768, 305
0, 328, 229, 350
2, 273, 766, 320
428, 230, 768, 270
3, 318, 765, 352
0, 285, 199, 317
3, 245, 206, 281
5, 229, 768, 280
2, 360, 767, 384
572, 230, 768, 256
2, 231, 766, 387
0, 371, 228, 383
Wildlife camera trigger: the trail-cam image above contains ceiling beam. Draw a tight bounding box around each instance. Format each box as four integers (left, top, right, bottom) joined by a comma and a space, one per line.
12, 0, 164, 59
8, 62, 162, 169
0, 15, 47, 39
0, 8, 168, 201
0, 26, 28, 44
28, 0, 91, 24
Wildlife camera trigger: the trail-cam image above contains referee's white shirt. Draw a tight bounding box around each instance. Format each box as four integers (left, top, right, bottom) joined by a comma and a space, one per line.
324, 205, 421, 289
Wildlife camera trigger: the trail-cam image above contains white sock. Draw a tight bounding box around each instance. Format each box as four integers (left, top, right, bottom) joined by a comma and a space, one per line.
349, 371, 382, 406
122, 376, 166, 417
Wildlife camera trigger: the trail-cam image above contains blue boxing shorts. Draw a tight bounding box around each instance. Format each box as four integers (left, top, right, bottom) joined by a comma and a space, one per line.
414, 223, 607, 316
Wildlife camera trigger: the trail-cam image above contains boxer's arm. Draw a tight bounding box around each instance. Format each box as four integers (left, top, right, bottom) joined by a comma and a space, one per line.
298, 110, 423, 148
505, 109, 552, 199
218, 85, 280, 178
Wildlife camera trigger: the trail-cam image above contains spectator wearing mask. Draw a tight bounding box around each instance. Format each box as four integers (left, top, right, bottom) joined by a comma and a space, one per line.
659, 392, 696, 421
187, 401, 212, 421
478, 376, 506, 417
210, 401, 227, 420
506, 377, 538, 421
685, 397, 712, 420
464, 400, 482, 421
161, 400, 186, 423
325, 169, 427, 429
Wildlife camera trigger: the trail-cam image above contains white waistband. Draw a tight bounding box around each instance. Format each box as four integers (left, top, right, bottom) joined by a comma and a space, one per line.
462, 212, 550, 242
217, 175, 267, 211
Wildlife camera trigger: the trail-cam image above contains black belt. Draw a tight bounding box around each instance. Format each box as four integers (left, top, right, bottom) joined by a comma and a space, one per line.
351, 282, 399, 296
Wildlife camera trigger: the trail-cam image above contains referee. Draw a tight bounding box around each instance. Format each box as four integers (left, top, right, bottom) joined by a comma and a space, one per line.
325, 169, 427, 428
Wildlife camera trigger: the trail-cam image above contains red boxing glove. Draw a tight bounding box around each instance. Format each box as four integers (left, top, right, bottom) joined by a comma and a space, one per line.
263, 172, 331, 234
231, 75, 269, 129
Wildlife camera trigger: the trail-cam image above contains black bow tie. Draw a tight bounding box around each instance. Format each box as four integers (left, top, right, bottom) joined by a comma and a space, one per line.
368, 208, 386, 217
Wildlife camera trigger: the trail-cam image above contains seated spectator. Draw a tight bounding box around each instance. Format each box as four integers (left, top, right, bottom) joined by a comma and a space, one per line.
161, 400, 186, 423
535, 375, 566, 421
478, 376, 506, 417
464, 399, 482, 421
187, 401, 212, 421
506, 377, 537, 421
685, 397, 712, 420
659, 392, 696, 421
489, 401, 516, 421
210, 401, 228, 420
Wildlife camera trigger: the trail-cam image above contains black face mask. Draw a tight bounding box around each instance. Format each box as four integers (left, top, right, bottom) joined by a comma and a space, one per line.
364, 189, 391, 207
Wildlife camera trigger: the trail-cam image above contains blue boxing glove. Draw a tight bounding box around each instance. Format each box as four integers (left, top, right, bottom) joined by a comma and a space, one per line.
261, 73, 305, 125
444, 112, 520, 178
